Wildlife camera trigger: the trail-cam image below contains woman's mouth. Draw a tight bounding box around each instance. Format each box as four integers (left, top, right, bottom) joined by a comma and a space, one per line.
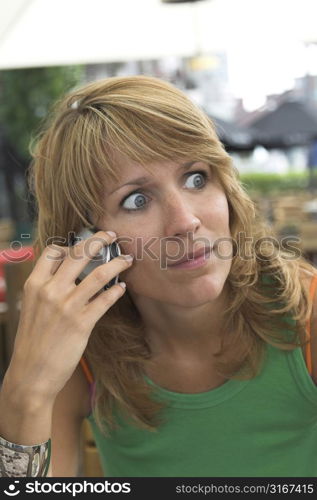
167, 247, 213, 270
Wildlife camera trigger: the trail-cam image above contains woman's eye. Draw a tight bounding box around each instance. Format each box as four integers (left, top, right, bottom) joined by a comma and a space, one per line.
184, 171, 208, 189
120, 170, 209, 212
121, 192, 148, 211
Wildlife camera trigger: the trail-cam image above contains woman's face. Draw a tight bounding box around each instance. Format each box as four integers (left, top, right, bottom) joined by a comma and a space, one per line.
96, 156, 233, 307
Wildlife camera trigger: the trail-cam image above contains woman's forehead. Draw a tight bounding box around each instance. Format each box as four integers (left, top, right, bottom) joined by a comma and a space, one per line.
103, 157, 200, 195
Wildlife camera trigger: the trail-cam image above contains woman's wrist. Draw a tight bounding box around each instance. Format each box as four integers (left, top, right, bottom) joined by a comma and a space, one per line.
1, 366, 56, 414
0, 381, 53, 477
0, 377, 54, 447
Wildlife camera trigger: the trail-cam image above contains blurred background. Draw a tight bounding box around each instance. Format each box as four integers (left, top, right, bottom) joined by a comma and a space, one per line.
1, 0, 317, 475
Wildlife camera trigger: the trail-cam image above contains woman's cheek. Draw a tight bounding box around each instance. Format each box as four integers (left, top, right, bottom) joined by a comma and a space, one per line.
213, 194, 230, 228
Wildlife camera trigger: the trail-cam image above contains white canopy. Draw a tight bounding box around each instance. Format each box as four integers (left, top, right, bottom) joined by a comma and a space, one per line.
0, 0, 216, 69
0, 0, 316, 70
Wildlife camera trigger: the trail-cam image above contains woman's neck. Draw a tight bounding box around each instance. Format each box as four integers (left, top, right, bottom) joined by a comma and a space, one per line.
129, 284, 230, 360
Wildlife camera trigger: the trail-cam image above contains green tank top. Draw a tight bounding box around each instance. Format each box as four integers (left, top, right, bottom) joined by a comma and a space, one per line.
86, 341, 317, 477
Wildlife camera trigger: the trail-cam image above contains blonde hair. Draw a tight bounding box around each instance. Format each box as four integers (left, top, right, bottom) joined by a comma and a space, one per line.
28, 75, 316, 436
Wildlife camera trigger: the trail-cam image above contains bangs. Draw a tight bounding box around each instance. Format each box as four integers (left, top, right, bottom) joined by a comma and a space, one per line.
71, 100, 228, 190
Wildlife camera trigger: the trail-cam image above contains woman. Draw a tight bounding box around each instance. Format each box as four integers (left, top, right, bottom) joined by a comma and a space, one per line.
0, 75, 317, 478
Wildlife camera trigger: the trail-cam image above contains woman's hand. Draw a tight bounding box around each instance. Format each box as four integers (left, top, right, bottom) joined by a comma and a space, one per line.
5, 230, 133, 405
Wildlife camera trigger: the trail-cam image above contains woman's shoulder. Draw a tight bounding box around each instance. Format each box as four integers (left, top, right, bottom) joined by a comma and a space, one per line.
299, 266, 317, 319
298, 266, 317, 384
299, 267, 317, 288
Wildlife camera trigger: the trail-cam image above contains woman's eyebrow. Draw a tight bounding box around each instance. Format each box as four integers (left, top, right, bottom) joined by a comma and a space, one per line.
108, 161, 197, 195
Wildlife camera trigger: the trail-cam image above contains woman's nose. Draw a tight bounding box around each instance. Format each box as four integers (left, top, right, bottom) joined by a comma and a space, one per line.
163, 193, 201, 238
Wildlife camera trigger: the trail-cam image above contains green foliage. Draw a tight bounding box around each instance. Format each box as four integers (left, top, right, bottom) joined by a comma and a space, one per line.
239, 171, 317, 195
0, 65, 84, 160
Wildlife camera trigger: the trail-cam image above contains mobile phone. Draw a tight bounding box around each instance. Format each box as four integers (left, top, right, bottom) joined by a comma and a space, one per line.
68, 226, 122, 291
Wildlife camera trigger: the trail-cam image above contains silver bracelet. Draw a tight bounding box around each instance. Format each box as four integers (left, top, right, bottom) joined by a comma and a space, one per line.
0, 435, 51, 477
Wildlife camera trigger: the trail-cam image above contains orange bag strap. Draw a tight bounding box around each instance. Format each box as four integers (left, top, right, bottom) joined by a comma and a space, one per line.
80, 356, 94, 385
305, 274, 317, 375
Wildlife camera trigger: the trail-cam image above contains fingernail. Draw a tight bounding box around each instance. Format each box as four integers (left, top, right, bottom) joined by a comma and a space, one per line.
106, 231, 117, 238
123, 254, 134, 261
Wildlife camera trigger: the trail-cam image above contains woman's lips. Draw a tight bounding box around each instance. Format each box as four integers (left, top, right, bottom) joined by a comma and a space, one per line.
167, 248, 213, 270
